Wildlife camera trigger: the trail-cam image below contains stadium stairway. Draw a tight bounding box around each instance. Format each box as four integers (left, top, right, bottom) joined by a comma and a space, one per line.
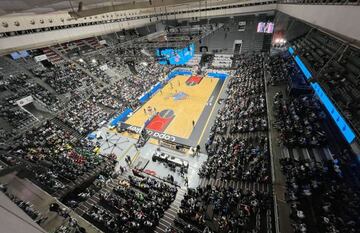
2, 56, 57, 94
54, 159, 112, 199
127, 62, 138, 75
155, 187, 186, 233
50, 46, 107, 87
83, 37, 103, 50
73, 169, 134, 217
51, 117, 83, 141
73, 169, 186, 233
262, 34, 273, 52
198, 177, 271, 193
42, 47, 63, 64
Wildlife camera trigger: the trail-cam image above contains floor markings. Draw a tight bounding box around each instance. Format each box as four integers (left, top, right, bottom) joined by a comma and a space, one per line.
196, 79, 228, 145
119, 144, 134, 161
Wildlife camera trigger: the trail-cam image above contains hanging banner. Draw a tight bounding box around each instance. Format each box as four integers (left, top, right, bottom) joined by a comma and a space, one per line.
238, 21, 246, 31
16, 96, 33, 107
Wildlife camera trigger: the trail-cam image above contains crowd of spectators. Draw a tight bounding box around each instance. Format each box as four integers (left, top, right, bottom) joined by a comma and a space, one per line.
54, 54, 162, 137
1, 73, 61, 111
85, 175, 177, 232
1, 183, 87, 233
200, 135, 270, 182
177, 186, 272, 233
0, 104, 36, 130
267, 53, 292, 85
55, 217, 86, 233
317, 47, 360, 134
290, 29, 360, 136
90, 88, 126, 110
58, 99, 111, 135
0, 72, 62, 143
64, 165, 115, 209
67, 47, 167, 124
78, 54, 114, 83
32, 62, 97, 95
0, 43, 171, 147
0, 59, 97, 143
76, 48, 131, 83
280, 154, 360, 233
269, 41, 360, 233
90, 71, 158, 112
0, 129, 15, 145
89, 57, 166, 111
1, 120, 111, 194
200, 54, 270, 183
292, 30, 341, 74
273, 93, 328, 148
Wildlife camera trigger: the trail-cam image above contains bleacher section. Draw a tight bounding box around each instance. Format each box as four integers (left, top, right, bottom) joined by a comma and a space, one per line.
186, 54, 202, 66
205, 15, 266, 54
290, 29, 360, 137
83, 37, 104, 50
291, 30, 343, 73
99, 33, 119, 47
318, 46, 360, 134
52, 37, 104, 59
211, 54, 233, 68
1, 14, 360, 233
41, 47, 63, 64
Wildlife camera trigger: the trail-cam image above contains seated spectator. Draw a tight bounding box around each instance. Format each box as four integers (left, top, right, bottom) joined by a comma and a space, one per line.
177, 186, 272, 233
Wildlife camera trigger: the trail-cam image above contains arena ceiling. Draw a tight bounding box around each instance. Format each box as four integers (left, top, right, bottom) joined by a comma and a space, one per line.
0, 0, 228, 16
0, 0, 139, 15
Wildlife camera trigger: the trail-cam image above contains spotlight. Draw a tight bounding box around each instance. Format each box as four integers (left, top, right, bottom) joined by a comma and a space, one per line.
91, 58, 97, 64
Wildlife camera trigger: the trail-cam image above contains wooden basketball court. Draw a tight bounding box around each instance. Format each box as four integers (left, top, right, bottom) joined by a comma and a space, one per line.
125, 75, 219, 139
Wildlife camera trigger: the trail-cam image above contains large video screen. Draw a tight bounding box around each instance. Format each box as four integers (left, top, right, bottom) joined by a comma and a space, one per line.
257, 22, 274, 33
156, 43, 195, 65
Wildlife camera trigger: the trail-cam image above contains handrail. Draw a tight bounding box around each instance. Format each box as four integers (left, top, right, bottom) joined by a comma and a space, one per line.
277, 0, 360, 5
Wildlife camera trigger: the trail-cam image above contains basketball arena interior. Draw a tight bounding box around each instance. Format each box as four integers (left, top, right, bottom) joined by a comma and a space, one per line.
0, 1, 359, 233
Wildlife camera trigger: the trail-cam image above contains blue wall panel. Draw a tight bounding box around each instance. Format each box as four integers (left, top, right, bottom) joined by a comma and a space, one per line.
294, 55, 312, 80
207, 72, 229, 80
165, 69, 192, 82
111, 108, 133, 126
289, 46, 356, 144
311, 82, 356, 143
139, 82, 163, 103
288, 47, 294, 55
139, 69, 193, 104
